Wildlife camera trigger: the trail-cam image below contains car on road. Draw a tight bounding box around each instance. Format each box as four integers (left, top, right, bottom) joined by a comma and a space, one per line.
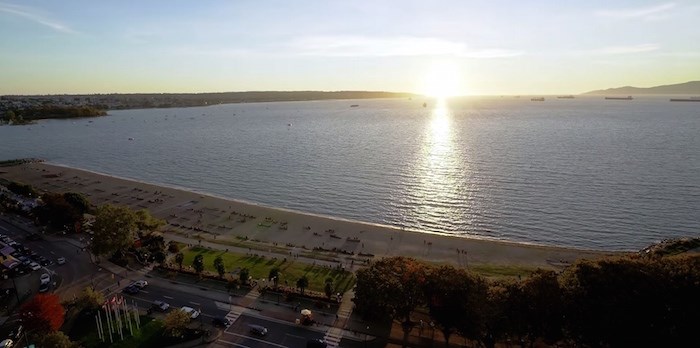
180, 306, 200, 319
132, 280, 148, 288
28, 262, 41, 271
123, 285, 139, 295
249, 325, 268, 337
151, 300, 170, 312
38, 257, 52, 266
0, 339, 13, 348
212, 317, 231, 328
307, 339, 328, 348
38, 282, 50, 293
39, 273, 50, 284
56, 257, 66, 265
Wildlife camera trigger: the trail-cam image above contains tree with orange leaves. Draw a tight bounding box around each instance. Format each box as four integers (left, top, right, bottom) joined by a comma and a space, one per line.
19, 293, 65, 333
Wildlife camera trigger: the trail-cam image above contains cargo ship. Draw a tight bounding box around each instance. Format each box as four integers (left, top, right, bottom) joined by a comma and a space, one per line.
531, 97, 545, 102
669, 97, 700, 102
605, 96, 633, 100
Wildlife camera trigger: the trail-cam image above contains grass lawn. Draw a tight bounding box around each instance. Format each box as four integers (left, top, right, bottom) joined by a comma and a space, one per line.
179, 247, 355, 293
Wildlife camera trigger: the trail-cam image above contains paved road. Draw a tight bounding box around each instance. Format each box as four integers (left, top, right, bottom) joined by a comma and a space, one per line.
214, 314, 326, 348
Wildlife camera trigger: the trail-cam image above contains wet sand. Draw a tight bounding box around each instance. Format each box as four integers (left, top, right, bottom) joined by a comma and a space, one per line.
0, 162, 613, 269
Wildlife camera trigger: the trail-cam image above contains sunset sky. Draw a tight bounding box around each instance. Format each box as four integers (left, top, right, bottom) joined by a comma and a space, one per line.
1, 0, 698, 95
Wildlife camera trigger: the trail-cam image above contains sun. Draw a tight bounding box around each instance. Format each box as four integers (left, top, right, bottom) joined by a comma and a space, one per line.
419, 61, 463, 98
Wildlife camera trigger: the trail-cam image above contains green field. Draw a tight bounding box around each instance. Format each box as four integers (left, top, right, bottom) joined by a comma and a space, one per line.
179, 247, 355, 294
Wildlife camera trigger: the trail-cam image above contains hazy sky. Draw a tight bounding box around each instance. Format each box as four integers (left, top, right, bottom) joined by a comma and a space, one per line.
1, 1, 698, 95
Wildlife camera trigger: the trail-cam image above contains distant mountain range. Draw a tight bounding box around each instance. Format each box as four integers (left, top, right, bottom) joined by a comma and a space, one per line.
584, 81, 700, 95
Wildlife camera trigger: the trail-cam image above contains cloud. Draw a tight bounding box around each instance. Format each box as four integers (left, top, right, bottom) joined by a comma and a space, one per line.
596, 2, 676, 20
0, 2, 77, 34
288, 36, 523, 58
585, 44, 660, 55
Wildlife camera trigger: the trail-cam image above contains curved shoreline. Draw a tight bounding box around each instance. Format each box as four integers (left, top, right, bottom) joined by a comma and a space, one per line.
0, 162, 615, 268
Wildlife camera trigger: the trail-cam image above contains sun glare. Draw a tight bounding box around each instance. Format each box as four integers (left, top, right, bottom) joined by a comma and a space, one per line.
420, 61, 463, 98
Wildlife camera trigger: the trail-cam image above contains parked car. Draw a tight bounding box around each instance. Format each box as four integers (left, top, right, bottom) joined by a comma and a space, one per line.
212, 317, 231, 328
123, 285, 139, 295
132, 280, 148, 288
38, 282, 50, 293
151, 300, 170, 312
28, 262, 41, 271
180, 306, 200, 319
56, 257, 66, 265
40, 273, 50, 284
249, 324, 268, 337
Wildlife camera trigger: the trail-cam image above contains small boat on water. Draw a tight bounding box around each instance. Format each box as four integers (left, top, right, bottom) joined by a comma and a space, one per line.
605, 96, 633, 100
669, 97, 700, 102
531, 97, 545, 102
350, 104, 359, 107
557, 95, 575, 99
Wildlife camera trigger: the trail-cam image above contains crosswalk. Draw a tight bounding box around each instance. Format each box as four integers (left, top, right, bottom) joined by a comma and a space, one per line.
215, 288, 263, 346
322, 290, 355, 348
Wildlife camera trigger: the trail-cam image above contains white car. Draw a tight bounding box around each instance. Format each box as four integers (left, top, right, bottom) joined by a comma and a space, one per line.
29, 262, 41, 271
0, 338, 13, 347
132, 280, 148, 288
40, 273, 50, 284
56, 257, 66, 265
180, 306, 200, 319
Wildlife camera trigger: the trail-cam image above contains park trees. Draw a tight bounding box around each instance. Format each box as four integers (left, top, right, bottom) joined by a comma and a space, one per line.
213, 255, 225, 278
324, 277, 334, 299
90, 204, 138, 257
163, 310, 191, 337
77, 286, 105, 312
296, 275, 309, 295
192, 254, 204, 277
424, 266, 488, 347
175, 252, 184, 270
268, 267, 280, 288
239, 268, 250, 285
34, 192, 90, 232
355, 257, 427, 347
35, 331, 77, 348
19, 293, 65, 333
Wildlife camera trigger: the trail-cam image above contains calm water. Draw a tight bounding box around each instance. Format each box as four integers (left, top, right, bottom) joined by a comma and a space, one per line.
2, 97, 699, 250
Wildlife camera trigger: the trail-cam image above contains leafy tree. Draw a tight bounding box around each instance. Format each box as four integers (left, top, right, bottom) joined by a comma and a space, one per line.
153, 250, 166, 265
324, 277, 334, 299
355, 256, 427, 347
192, 254, 204, 277
3, 110, 16, 123
62, 192, 91, 214
7, 181, 37, 197
78, 286, 105, 312
560, 255, 700, 347
227, 278, 240, 292
35, 331, 77, 348
268, 267, 280, 287
425, 266, 488, 347
90, 204, 138, 257
213, 255, 225, 278
239, 268, 250, 285
168, 241, 180, 253
33, 193, 82, 231
520, 270, 565, 345
135, 209, 165, 232
163, 310, 191, 337
296, 275, 309, 295
19, 293, 65, 333
175, 252, 184, 270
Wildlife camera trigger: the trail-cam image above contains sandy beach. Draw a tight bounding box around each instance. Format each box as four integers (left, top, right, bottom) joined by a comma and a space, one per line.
0, 162, 613, 269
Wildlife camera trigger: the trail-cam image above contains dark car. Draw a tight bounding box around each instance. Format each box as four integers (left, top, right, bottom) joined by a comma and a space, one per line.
38, 258, 53, 266
249, 325, 267, 337
38, 282, 50, 293
212, 317, 231, 328
123, 285, 139, 295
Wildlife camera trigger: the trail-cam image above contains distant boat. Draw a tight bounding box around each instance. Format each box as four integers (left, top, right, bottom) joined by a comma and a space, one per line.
422, 102, 427, 108
557, 95, 575, 99
350, 104, 359, 107
287, 123, 292, 126
531, 97, 545, 101
670, 97, 700, 102
128, 137, 134, 141
605, 96, 633, 100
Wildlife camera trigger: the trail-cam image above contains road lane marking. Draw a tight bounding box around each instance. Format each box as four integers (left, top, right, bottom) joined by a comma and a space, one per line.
163, 295, 174, 299
216, 339, 250, 348
0, 226, 8, 231
189, 301, 200, 306
221, 332, 288, 348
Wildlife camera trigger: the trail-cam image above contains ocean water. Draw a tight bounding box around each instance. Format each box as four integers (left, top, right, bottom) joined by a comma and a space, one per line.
2, 96, 699, 250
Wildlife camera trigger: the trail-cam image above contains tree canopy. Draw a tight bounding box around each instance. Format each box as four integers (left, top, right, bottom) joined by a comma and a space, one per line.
20, 293, 65, 333
89, 204, 165, 257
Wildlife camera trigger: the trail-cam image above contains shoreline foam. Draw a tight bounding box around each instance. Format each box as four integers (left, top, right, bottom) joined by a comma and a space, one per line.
0, 162, 614, 269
